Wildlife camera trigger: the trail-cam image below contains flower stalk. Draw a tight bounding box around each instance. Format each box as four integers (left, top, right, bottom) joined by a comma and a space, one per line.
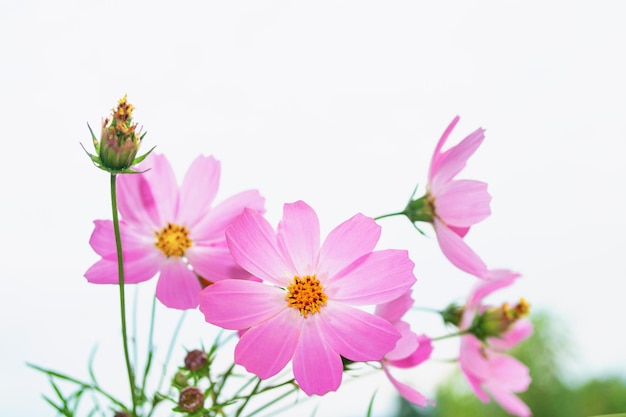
110, 173, 138, 416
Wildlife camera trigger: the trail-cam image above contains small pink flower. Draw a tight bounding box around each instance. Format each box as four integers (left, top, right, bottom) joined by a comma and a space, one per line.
459, 270, 533, 417
424, 116, 492, 277
85, 153, 265, 310
375, 292, 434, 407
198, 201, 417, 396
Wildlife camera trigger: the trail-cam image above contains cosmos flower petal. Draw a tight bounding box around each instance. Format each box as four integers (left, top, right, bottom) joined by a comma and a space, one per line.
468, 269, 520, 309
387, 334, 434, 369
328, 249, 416, 305
490, 320, 534, 351
177, 155, 221, 227
375, 291, 415, 323
118, 154, 179, 228
487, 387, 532, 417
186, 244, 251, 283
226, 208, 294, 285
235, 309, 300, 379
193, 190, 265, 239
382, 364, 433, 407
318, 213, 381, 279
435, 180, 491, 227
434, 218, 487, 277
383, 321, 419, 361
429, 123, 485, 194
199, 280, 286, 330
85, 250, 162, 284
292, 315, 343, 395
88, 220, 153, 259
155, 259, 203, 310
319, 303, 400, 361
277, 201, 320, 277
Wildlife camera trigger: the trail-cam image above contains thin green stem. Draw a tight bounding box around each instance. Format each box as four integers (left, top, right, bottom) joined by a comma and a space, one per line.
430, 329, 471, 342
373, 211, 406, 221
110, 173, 137, 416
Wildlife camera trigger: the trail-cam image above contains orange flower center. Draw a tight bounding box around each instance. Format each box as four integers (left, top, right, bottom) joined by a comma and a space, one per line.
155, 223, 192, 257
285, 275, 328, 318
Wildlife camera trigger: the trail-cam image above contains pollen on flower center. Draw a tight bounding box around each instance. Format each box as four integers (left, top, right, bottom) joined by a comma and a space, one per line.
155, 223, 192, 257
285, 275, 328, 318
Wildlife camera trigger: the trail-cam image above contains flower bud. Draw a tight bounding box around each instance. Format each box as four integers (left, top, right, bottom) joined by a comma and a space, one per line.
97, 95, 143, 170
471, 298, 530, 341
83, 95, 153, 173
184, 349, 208, 371
178, 386, 205, 413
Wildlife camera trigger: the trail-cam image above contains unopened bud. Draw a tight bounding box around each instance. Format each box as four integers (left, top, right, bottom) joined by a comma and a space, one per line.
178, 386, 204, 413
184, 349, 208, 371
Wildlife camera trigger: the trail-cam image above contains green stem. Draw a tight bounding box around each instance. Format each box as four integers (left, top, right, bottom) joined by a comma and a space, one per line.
430, 329, 471, 342
110, 173, 137, 416
373, 211, 406, 221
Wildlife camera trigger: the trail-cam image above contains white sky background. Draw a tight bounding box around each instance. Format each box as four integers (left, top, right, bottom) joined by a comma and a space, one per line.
1, 1, 625, 416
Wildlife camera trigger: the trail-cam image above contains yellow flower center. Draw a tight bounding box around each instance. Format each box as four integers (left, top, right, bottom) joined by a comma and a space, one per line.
285, 275, 328, 318
155, 223, 193, 257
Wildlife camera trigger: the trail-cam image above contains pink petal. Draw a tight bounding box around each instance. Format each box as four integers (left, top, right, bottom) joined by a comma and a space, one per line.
225, 208, 293, 285
292, 315, 343, 395
375, 291, 414, 323
486, 385, 532, 417
382, 363, 433, 407
428, 115, 460, 183
317, 213, 381, 280
489, 354, 531, 392
490, 319, 533, 350
460, 335, 491, 381
468, 269, 520, 309
88, 220, 153, 259
118, 154, 179, 229
388, 334, 433, 369
155, 259, 203, 310
327, 249, 416, 305
198, 280, 286, 330
318, 303, 400, 361
276, 201, 320, 277
234, 309, 300, 380
429, 124, 485, 195
193, 190, 265, 239
434, 180, 491, 227
384, 321, 419, 361
186, 244, 251, 282
433, 218, 488, 277
177, 155, 221, 227
85, 250, 162, 284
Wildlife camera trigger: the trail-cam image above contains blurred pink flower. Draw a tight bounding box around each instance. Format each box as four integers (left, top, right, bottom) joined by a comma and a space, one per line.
198, 201, 416, 396
427, 116, 491, 277
459, 270, 533, 417
85, 153, 265, 310
375, 292, 434, 407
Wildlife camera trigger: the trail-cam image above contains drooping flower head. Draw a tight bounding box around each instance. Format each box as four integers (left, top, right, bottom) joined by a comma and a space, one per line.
404, 116, 492, 277
85, 153, 265, 309
458, 269, 533, 417
198, 201, 417, 396
375, 292, 434, 407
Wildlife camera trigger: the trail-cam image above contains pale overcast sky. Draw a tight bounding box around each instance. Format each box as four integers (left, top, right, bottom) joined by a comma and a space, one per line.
1, 1, 625, 416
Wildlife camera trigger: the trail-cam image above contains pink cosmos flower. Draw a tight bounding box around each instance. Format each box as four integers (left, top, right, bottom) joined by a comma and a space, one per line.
427, 116, 492, 277
85, 153, 265, 310
375, 292, 434, 407
198, 201, 417, 396
459, 270, 533, 417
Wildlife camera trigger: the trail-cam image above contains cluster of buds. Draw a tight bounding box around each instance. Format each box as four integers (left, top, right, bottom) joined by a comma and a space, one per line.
83, 94, 154, 173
